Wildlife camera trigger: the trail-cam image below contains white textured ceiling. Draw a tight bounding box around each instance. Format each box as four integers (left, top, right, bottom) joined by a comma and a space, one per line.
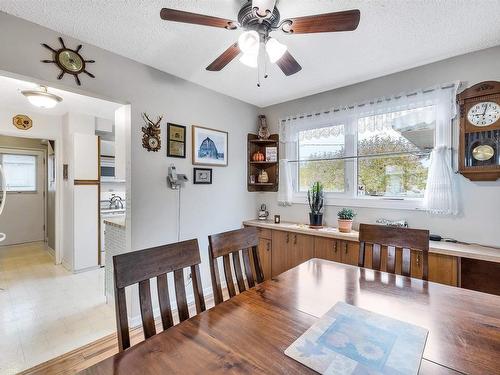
1, 0, 500, 107
0, 75, 122, 119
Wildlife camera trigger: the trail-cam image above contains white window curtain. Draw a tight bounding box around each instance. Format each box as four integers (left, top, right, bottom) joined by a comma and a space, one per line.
278, 82, 460, 214
423, 85, 459, 215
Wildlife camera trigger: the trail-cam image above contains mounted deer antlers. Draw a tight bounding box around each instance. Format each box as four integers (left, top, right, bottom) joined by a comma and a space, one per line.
141, 112, 163, 152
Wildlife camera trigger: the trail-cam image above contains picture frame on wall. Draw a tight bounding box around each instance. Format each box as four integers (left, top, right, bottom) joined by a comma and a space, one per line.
167, 123, 186, 158
192, 125, 228, 166
193, 168, 212, 184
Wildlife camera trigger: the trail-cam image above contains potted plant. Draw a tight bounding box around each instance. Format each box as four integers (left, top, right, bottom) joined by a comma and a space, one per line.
307, 181, 324, 228
337, 208, 356, 233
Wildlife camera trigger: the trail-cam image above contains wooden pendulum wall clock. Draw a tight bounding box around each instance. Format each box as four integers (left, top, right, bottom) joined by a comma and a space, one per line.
457, 81, 500, 181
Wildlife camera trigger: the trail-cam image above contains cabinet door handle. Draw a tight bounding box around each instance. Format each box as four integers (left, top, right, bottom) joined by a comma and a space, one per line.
333, 241, 337, 253
267, 242, 270, 251
344, 243, 348, 255
293, 234, 297, 245
286, 233, 289, 243
416, 253, 420, 267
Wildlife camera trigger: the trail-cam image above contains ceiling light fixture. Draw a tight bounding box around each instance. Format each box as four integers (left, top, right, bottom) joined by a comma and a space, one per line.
21, 85, 63, 109
238, 30, 260, 54
265, 38, 287, 63
239, 51, 259, 69
252, 0, 277, 18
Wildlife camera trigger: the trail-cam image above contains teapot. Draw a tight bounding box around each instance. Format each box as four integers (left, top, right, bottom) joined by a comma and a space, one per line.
258, 204, 269, 221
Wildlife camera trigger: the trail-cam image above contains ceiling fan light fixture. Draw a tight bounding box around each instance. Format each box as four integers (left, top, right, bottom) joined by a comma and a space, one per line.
239, 51, 259, 68
238, 30, 260, 54
252, 0, 277, 17
266, 38, 287, 63
21, 85, 63, 109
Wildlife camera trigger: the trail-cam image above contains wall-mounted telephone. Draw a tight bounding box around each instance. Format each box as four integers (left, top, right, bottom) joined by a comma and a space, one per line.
167, 164, 188, 189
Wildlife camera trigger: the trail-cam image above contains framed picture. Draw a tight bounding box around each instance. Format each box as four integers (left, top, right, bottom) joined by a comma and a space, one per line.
192, 125, 228, 166
193, 168, 212, 184
265, 146, 278, 162
167, 123, 186, 158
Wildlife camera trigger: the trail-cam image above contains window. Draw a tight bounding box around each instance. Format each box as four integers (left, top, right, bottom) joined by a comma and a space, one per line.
0, 154, 37, 192
298, 125, 345, 193
295, 106, 436, 202
356, 107, 434, 198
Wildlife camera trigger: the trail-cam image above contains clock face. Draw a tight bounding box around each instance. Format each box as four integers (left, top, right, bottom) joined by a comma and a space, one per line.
148, 136, 159, 149
58, 50, 84, 73
467, 101, 500, 127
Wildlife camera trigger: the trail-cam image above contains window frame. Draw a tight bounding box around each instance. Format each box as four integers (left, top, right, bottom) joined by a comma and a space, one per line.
0, 152, 39, 194
292, 109, 440, 211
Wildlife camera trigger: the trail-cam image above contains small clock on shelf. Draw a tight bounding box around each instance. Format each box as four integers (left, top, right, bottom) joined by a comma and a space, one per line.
457, 81, 500, 181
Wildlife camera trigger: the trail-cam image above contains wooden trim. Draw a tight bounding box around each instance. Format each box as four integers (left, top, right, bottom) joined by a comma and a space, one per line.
74, 179, 100, 185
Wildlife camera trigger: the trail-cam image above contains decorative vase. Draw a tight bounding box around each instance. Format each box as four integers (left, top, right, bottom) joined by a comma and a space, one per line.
338, 219, 353, 233
258, 170, 269, 183
309, 213, 323, 228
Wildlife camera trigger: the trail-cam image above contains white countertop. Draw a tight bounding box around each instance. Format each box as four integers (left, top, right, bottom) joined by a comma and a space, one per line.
243, 219, 500, 263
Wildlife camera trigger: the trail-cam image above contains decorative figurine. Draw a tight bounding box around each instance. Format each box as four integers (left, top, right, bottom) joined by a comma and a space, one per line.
258, 115, 270, 140
258, 169, 269, 183
258, 204, 269, 221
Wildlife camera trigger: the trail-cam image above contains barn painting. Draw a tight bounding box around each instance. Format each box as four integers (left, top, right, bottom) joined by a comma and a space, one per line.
192, 126, 228, 166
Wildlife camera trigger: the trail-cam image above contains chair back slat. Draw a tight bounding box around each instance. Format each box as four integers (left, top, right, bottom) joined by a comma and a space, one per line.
138, 279, 156, 339
115, 287, 130, 351
358, 224, 429, 281
209, 257, 223, 305
191, 264, 206, 314
156, 273, 174, 330
250, 247, 264, 284
372, 244, 381, 271
242, 248, 255, 288
232, 251, 246, 293
387, 246, 396, 274
222, 254, 236, 297
113, 239, 205, 351
173, 269, 189, 322
208, 227, 265, 305
402, 247, 411, 277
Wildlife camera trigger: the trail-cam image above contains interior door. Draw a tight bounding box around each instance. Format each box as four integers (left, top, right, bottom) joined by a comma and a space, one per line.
0, 149, 45, 246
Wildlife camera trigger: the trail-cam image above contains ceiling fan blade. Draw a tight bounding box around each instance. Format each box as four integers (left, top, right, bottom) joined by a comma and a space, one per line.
276, 51, 302, 76
206, 43, 241, 71
160, 8, 238, 30
281, 9, 360, 34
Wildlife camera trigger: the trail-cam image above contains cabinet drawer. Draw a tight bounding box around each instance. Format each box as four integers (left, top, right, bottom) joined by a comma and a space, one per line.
257, 228, 272, 240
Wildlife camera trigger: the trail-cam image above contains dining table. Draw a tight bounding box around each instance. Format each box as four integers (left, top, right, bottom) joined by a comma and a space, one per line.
82, 259, 500, 375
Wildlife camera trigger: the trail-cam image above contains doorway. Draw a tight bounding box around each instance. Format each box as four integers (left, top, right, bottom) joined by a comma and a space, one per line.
0, 144, 47, 246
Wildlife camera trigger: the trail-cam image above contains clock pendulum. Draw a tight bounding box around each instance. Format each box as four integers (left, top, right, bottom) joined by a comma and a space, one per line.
41, 37, 95, 86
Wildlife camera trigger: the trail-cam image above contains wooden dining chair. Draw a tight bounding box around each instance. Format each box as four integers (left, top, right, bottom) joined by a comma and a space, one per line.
358, 224, 430, 280
113, 239, 206, 351
208, 226, 264, 305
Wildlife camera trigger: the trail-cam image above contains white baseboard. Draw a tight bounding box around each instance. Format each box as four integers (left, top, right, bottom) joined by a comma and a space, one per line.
47, 246, 55, 259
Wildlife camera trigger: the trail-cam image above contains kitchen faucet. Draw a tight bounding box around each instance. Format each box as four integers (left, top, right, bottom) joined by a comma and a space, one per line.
109, 195, 124, 210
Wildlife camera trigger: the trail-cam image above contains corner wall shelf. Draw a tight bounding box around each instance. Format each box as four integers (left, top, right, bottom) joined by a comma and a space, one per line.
247, 133, 279, 192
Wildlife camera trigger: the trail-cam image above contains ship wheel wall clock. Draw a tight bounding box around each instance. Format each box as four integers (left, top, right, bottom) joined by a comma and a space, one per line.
457, 81, 500, 181
42, 37, 95, 86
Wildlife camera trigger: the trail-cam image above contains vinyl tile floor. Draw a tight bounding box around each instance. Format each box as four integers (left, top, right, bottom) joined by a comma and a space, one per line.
0, 242, 115, 374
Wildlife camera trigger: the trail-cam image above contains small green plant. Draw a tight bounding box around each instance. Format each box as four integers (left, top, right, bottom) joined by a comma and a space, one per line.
307, 181, 324, 214
337, 208, 356, 220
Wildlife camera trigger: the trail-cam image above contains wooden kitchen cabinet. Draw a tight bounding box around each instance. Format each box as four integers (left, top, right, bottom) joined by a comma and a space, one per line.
314, 237, 341, 262
271, 230, 289, 277
341, 241, 360, 266
258, 237, 272, 280
252, 225, 460, 288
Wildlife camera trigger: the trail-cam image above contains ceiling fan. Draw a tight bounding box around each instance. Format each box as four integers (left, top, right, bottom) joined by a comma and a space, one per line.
160, 0, 360, 79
